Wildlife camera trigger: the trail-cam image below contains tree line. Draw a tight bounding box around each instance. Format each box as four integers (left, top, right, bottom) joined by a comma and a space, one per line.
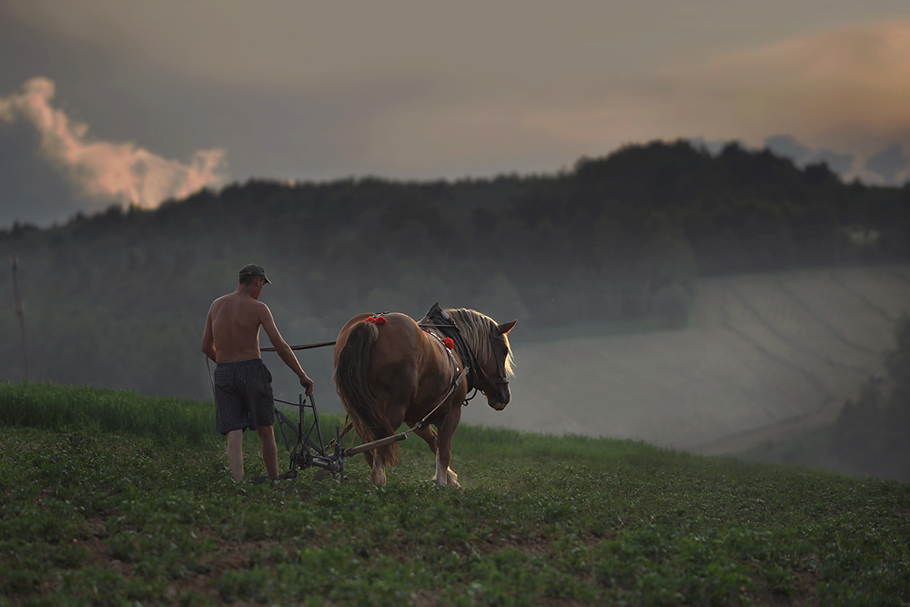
1, 139, 908, 401
832, 314, 910, 482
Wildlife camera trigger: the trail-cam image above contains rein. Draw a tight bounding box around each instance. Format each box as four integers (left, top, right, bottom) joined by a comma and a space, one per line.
206, 356, 217, 403
261, 340, 336, 352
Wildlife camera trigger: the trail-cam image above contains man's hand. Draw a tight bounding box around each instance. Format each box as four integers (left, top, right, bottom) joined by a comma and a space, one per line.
300, 373, 315, 396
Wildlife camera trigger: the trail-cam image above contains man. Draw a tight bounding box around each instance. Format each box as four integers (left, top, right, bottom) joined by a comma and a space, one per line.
201, 263, 314, 481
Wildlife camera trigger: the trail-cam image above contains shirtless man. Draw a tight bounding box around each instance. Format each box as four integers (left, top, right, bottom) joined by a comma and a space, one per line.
201, 264, 314, 481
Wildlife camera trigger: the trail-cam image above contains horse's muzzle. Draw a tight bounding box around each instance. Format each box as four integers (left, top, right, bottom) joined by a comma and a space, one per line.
487, 385, 511, 410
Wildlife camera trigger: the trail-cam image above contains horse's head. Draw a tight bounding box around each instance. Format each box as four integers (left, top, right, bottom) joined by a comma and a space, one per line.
477, 319, 517, 410
445, 308, 517, 411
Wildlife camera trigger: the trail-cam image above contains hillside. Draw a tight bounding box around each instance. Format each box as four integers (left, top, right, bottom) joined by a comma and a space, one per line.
2, 384, 909, 606
463, 264, 910, 453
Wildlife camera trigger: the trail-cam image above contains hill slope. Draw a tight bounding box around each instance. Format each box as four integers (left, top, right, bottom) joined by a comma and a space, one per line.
463, 264, 910, 453
2, 384, 910, 606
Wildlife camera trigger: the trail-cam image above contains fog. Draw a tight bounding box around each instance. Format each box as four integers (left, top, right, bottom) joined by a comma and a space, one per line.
460, 264, 910, 454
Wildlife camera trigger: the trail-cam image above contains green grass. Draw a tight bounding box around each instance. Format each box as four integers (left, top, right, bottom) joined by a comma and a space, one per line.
0, 382, 214, 445
1, 382, 909, 606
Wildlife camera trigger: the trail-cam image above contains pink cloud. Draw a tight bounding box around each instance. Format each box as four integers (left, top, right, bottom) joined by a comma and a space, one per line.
0, 77, 228, 209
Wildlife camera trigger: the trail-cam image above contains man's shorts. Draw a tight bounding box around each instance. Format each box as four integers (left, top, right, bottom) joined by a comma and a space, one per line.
214, 359, 274, 435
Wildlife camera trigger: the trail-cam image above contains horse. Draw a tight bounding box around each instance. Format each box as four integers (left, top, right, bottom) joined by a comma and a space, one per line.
333, 305, 516, 486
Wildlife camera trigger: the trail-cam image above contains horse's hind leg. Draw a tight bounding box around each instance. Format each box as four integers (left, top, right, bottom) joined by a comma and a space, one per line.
412, 425, 438, 455
369, 452, 387, 486
367, 400, 405, 487
355, 429, 385, 485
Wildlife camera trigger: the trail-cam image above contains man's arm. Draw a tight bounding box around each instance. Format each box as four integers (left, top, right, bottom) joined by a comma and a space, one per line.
201, 308, 217, 361
258, 303, 315, 395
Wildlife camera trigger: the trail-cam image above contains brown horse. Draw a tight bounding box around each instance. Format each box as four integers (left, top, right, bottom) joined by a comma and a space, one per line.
333, 306, 516, 486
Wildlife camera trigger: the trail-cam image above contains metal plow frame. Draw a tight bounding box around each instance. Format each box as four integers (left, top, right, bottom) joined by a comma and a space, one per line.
273, 393, 346, 481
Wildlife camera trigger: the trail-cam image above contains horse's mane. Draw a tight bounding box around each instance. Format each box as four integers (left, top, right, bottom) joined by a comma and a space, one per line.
445, 308, 514, 376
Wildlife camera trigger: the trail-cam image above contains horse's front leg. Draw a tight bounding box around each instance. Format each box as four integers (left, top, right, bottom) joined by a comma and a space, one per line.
434, 406, 462, 487
412, 425, 445, 483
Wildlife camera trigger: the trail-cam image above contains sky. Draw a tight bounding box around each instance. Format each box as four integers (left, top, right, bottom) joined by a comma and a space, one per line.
2, 0, 910, 228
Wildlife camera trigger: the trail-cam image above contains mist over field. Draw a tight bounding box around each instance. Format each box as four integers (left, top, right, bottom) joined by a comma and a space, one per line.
463, 265, 910, 454
2, 138, 909, 481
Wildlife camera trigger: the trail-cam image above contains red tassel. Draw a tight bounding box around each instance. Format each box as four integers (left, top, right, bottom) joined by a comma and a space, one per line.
364, 315, 387, 325
443, 337, 454, 350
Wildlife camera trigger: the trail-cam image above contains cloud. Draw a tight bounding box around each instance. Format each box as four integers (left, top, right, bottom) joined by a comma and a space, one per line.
0, 77, 228, 210
384, 19, 910, 182
761, 135, 858, 178
764, 135, 811, 165
864, 143, 909, 184
6, 5, 910, 189
658, 21, 910, 175
809, 149, 855, 176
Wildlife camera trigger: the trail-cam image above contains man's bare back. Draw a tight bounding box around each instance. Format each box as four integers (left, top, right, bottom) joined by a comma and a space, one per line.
204, 292, 271, 362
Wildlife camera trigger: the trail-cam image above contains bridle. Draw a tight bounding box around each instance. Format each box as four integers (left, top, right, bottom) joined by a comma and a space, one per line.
417, 307, 510, 405
474, 334, 510, 389
449, 326, 510, 404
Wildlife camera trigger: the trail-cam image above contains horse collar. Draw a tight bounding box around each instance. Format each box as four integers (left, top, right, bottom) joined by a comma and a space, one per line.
425, 328, 462, 377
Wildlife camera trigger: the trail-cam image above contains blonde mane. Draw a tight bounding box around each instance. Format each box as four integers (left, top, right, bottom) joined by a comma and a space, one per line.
445, 308, 514, 376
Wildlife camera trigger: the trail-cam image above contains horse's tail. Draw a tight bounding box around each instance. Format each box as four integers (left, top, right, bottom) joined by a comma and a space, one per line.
333, 321, 400, 466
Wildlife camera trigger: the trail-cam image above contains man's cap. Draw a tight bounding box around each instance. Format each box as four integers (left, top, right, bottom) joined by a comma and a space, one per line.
239, 263, 271, 284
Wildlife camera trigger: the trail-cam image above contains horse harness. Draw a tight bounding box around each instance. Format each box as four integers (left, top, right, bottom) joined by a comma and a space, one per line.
417, 303, 509, 405
250, 304, 509, 459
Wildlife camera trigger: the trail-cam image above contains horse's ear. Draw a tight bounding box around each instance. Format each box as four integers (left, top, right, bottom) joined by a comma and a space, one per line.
497, 320, 517, 335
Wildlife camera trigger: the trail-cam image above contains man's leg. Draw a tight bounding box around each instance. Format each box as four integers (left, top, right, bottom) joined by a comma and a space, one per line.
226, 430, 244, 481
257, 425, 280, 481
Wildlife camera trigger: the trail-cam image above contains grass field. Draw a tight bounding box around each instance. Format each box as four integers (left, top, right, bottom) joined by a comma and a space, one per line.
2, 383, 909, 606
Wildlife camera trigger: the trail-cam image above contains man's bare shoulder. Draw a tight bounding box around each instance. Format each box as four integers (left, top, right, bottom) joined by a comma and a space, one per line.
209, 292, 267, 316
207, 293, 232, 317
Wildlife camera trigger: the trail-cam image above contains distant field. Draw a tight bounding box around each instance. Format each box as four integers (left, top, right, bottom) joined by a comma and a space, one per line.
463, 264, 910, 454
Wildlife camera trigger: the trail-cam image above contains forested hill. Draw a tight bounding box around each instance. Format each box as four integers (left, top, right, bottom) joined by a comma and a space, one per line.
1, 139, 909, 399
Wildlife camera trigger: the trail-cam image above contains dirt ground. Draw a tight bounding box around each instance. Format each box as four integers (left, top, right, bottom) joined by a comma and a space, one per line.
461, 264, 910, 454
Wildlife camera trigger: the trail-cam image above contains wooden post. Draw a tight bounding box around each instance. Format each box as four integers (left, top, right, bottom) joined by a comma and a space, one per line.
11, 254, 30, 381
